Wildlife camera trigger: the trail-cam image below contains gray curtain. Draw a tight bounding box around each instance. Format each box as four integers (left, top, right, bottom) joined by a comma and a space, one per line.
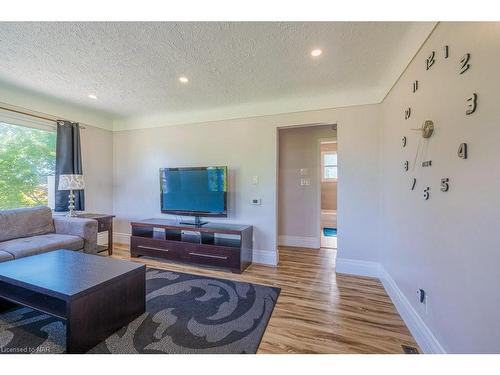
54, 120, 85, 212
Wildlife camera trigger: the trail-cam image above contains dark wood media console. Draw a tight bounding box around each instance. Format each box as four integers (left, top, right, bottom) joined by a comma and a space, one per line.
130, 219, 253, 273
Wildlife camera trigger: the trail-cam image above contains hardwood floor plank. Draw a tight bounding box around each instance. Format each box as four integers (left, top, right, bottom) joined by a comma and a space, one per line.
111, 244, 418, 353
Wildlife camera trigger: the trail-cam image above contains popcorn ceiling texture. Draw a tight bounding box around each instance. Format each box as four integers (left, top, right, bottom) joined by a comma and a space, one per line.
0, 22, 435, 128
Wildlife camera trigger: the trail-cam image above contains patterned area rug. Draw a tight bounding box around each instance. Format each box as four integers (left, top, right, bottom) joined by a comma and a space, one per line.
0, 268, 280, 354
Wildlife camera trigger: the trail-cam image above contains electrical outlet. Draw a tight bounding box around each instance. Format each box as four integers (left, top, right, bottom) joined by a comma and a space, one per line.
417, 288, 426, 303
417, 288, 428, 313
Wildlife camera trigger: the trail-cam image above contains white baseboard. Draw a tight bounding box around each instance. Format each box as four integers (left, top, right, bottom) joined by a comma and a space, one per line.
335, 258, 381, 278
113, 232, 277, 266
335, 257, 446, 354
278, 235, 320, 249
252, 249, 277, 266
113, 232, 131, 245
378, 267, 446, 354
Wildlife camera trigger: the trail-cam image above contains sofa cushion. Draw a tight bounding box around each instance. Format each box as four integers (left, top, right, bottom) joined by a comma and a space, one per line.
0, 234, 83, 259
0, 207, 55, 242
0, 250, 14, 263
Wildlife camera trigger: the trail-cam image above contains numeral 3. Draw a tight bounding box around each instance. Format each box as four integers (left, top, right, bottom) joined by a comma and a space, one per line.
466, 93, 477, 115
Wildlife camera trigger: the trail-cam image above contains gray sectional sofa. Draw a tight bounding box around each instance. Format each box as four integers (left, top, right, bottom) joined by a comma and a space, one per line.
0, 206, 98, 263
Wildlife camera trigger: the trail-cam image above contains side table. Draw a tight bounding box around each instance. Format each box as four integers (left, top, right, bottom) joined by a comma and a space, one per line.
78, 213, 115, 256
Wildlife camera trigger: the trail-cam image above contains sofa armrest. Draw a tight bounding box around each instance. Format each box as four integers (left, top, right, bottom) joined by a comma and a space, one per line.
53, 217, 98, 254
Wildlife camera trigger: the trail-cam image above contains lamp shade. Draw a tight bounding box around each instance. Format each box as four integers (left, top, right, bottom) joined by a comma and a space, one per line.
58, 174, 85, 190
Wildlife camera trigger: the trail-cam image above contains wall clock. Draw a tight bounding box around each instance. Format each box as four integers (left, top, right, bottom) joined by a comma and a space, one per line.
402, 45, 476, 200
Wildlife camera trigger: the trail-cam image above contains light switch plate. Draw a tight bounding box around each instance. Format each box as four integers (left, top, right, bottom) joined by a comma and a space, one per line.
252, 175, 259, 185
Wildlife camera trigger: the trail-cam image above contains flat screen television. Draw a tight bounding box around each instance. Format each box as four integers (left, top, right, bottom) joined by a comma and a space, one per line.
160, 166, 227, 225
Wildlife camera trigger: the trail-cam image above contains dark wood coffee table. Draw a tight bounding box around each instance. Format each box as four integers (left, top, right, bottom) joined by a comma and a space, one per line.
0, 250, 145, 353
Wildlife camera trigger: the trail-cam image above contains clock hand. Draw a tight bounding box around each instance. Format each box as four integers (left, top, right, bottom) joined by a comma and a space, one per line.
412, 137, 422, 171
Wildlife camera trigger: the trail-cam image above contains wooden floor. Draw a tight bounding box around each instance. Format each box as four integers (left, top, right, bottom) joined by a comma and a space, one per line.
111, 245, 418, 353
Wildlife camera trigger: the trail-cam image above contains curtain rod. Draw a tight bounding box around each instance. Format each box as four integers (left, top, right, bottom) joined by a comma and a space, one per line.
0, 105, 87, 129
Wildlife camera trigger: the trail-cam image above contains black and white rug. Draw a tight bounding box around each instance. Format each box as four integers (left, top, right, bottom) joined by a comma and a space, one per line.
0, 268, 280, 354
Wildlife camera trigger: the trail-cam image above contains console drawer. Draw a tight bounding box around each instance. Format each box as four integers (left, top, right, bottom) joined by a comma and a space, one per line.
184, 245, 240, 269
130, 237, 183, 260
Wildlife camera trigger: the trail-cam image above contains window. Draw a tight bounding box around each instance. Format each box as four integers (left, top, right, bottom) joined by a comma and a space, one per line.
322, 151, 337, 181
0, 122, 56, 210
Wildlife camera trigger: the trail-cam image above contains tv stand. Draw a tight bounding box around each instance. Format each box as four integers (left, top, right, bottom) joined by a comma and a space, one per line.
130, 219, 253, 273
179, 216, 208, 226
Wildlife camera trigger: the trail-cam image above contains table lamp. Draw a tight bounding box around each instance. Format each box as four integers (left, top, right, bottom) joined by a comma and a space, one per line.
58, 174, 85, 217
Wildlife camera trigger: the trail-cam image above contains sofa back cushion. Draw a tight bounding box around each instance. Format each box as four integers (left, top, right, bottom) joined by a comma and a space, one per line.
0, 206, 55, 242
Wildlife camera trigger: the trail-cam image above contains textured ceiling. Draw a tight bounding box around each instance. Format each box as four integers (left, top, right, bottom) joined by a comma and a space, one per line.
0, 22, 435, 127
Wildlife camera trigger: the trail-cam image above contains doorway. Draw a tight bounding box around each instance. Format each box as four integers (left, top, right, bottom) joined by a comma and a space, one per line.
319, 140, 337, 249
277, 124, 337, 251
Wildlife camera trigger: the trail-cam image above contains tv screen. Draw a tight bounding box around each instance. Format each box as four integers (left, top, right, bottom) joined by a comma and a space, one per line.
160, 166, 227, 217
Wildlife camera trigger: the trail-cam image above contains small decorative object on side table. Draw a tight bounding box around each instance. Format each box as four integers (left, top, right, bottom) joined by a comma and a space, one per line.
78, 213, 115, 255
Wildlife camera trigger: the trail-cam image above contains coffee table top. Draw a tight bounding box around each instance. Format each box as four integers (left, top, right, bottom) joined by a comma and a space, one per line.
0, 250, 144, 300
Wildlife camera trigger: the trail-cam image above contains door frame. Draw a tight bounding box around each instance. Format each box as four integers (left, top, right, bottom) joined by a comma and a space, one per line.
275, 123, 337, 254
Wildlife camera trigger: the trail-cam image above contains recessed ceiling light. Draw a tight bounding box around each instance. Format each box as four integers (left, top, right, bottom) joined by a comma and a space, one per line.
310, 49, 323, 57
179, 76, 189, 83
88, 94, 98, 100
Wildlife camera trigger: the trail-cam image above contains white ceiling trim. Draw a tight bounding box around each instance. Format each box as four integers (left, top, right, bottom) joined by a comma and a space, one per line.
113, 86, 382, 131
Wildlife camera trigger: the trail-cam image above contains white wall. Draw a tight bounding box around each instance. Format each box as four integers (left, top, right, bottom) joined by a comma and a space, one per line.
278, 125, 336, 248
113, 104, 380, 265
378, 22, 500, 353
112, 118, 278, 264
80, 125, 114, 214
